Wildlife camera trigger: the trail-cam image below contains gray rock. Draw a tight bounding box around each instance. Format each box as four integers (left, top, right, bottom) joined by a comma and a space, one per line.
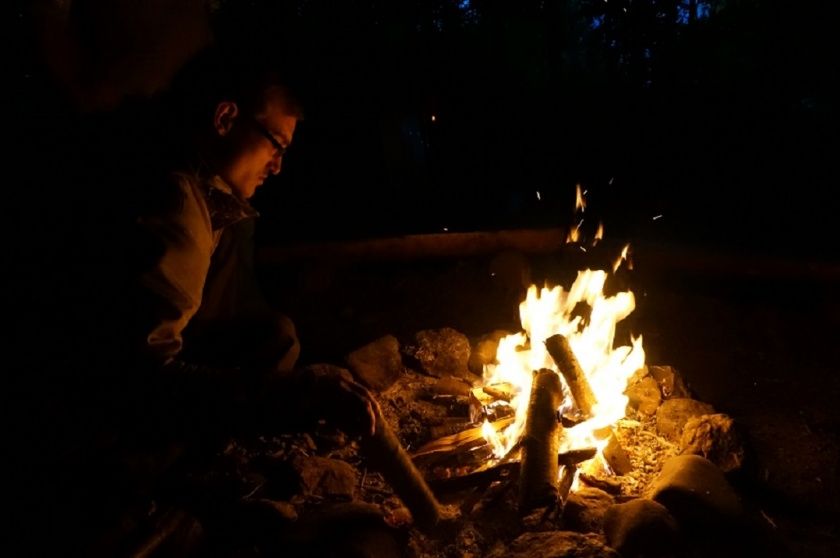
487, 531, 618, 558
679, 413, 745, 473
646, 454, 744, 532
406, 328, 472, 379
562, 487, 615, 533
346, 335, 403, 391
624, 375, 662, 416
647, 365, 691, 399
656, 398, 715, 442
603, 498, 681, 558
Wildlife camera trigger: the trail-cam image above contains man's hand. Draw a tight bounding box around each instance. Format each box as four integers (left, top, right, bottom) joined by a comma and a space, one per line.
299, 364, 380, 436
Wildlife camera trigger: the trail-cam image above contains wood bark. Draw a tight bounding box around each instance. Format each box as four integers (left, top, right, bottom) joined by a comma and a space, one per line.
545, 334, 597, 417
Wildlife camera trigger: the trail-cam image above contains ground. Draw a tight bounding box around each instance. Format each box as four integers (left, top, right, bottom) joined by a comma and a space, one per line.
259, 235, 840, 557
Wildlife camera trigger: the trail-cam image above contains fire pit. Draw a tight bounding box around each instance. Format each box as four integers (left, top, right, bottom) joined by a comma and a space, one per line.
195, 223, 838, 556
361, 259, 752, 557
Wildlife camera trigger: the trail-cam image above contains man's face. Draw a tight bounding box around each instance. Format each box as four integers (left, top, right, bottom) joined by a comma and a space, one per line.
219, 87, 298, 200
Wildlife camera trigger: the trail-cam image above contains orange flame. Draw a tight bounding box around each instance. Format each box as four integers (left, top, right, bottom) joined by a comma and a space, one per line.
481, 268, 645, 465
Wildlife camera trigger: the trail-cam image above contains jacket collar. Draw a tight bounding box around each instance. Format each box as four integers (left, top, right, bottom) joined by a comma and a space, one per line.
202, 174, 259, 231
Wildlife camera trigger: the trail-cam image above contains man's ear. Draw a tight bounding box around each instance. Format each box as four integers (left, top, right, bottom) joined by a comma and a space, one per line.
213, 101, 239, 136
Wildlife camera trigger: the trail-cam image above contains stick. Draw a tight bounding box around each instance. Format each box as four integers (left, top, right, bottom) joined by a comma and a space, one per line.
545, 334, 597, 417
361, 407, 442, 531
519, 368, 565, 512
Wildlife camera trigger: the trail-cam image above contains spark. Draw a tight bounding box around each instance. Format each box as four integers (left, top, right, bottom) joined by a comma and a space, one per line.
652, 214, 663, 221
431, 115, 436, 122
536, 191, 541, 201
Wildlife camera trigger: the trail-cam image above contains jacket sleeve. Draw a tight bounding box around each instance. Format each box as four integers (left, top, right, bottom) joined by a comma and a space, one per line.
133, 173, 216, 366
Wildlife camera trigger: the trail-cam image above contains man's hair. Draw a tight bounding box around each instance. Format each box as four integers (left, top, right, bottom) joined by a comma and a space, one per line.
168, 44, 304, 133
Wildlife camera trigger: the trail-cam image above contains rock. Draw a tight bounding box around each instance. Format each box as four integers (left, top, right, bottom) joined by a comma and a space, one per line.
562, 487, 614, 533
646, 455, 792, 556
656, 398, 715, 442
487, 531, 618, 558
405, 328, 472, 379
679, 413, 745, 473
624, 375, 662, 416
603, 433, 633, 475
291, 456, 358, 500
603, 498, 681, 558
646, 455, 744, 532
468, 329, 511, 375
647, 365, 691, 399
346, 335, 403, 391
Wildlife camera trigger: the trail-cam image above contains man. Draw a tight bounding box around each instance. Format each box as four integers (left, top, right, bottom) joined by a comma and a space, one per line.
17, 47, 380, 556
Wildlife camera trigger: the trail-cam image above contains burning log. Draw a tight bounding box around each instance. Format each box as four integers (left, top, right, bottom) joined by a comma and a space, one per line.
412, 417, 515, 459
545, 334, 597, 418
519, 368, 565, 512
430, 447, 597, 493
362, 407, 442, 531
469, 384, 515, 423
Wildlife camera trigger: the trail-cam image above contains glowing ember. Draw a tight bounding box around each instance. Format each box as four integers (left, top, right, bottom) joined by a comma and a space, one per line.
480, 267, 645, 476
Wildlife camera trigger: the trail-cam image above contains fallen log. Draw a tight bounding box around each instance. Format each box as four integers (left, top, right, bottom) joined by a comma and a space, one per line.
362, 406, 442, 531
519, 368, 565, 512
545, 334, 597, 418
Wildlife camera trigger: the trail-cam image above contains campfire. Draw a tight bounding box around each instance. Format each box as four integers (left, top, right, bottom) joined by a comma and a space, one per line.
410, 263, 650, 504
191, 204, 757, 556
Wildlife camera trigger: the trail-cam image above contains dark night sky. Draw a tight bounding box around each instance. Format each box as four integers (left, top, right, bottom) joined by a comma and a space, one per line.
14, 0, 840, 260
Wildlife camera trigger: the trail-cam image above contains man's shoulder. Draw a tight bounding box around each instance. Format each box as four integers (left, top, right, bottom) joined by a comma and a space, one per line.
150, 168, 210, 216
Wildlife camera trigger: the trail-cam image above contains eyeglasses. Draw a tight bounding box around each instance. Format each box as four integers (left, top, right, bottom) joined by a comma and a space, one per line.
250, 118, 287, 157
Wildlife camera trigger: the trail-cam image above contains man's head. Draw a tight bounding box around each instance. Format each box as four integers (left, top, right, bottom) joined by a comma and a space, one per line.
210, 84, 301, 199
171, 47, 304, 200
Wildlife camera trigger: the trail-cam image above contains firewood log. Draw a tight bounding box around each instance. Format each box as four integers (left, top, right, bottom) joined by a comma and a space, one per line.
545, 334, 597, 417
519, 368, 564, 511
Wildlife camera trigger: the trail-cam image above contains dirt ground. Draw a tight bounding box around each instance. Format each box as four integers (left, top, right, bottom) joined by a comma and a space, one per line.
259, 237, 840, 557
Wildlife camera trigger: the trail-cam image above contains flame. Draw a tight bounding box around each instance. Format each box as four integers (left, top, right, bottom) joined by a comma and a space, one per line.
594, 222, 604, 245
481, 269, 645, 465
612, 243, 631, 273
575, 184, 586, 213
